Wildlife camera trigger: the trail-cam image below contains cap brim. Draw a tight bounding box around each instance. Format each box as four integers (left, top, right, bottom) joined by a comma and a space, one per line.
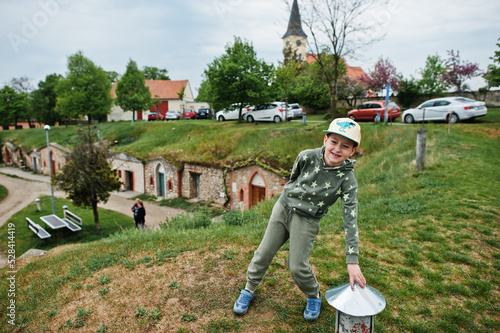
322, 130, 359, 144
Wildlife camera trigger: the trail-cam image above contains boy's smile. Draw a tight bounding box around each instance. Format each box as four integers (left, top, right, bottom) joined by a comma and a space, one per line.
323, 133, 357, 167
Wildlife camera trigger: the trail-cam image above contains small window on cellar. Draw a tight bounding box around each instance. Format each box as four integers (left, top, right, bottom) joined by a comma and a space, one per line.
150, 175, 154, 186
239, 189, 244, 202
168, 180, 173, 192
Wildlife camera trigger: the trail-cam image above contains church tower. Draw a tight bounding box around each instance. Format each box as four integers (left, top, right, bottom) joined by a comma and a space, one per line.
282, 0, 307, 63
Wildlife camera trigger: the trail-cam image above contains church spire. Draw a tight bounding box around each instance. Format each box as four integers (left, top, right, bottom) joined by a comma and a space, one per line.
283, 0, 307, 38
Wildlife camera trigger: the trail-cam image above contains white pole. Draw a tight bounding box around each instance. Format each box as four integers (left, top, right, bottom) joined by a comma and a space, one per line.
44, 125, 56, 215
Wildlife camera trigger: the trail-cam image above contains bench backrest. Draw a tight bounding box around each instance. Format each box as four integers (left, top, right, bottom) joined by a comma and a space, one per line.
64, 210, 82, 225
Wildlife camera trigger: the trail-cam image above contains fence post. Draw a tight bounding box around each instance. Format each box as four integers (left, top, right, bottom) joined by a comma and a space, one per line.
416, 129, 427, 171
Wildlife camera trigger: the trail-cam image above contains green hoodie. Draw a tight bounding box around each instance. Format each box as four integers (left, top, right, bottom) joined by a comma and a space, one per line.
279, 146, 359, 264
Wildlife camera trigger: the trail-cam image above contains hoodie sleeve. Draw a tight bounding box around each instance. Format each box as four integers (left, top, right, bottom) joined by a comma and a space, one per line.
340, 172, 359, 264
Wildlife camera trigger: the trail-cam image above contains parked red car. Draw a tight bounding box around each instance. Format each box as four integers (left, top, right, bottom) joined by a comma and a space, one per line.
148, 111, 159, 121
181, 110, 198, 119
348, 101, 401, 121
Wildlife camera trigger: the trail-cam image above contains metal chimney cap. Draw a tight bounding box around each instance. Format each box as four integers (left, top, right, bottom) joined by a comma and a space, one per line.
325, 283, 386, 316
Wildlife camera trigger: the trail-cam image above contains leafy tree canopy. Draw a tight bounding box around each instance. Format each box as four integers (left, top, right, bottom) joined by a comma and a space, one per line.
443, 49, 482, 94
204, 36, 274, 119
143, 66, 170, 80
56, 51, 113, 122
361, 57, 400, 93
485, 38, 500, 88
115, 59, 153, 122
0, 85, 29, 129
419, 54, 446, 98
31, 73, 63, 126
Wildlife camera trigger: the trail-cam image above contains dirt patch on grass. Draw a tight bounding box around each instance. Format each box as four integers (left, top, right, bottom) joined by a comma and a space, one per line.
24, 245, 286, 332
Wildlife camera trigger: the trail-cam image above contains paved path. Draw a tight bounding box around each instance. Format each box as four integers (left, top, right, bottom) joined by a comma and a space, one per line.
0, 166, 187, 267
0, 166, 185, 230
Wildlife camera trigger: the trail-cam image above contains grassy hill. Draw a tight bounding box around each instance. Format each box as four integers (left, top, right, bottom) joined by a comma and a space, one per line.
0, 116, 499, 332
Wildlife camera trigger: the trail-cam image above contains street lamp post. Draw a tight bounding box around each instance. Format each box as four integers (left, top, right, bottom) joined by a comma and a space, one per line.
44, 125, 56, 215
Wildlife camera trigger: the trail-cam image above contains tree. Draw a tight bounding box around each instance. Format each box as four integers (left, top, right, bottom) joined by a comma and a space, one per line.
0, 85, 28, 129
396, 76, 422, 109
204, 36, 273, 120
106, 71, 121, 84
115, 59, 153, 123
484, 38, 500, 88
30, 74, 63, 126
337, 76, 367, 107
301, 0, 386, 117
272, 59, 301, 103
419, 54, 446, 98
56, 51, 113, 123
361, 57, 400, 93
142, 66, 170, 80
7, 76, 32, 127
54, 127, 122, 230
443, 50, 482, 94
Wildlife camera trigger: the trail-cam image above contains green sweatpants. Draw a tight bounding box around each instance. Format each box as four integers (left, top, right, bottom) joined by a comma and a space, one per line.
245, 201, 321, 298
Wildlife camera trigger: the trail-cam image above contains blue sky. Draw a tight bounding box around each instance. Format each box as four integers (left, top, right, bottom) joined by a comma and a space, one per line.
1, 0, 499, 96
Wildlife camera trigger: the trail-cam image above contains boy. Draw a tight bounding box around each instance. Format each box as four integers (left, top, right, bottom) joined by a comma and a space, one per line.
233, 118, 366, 321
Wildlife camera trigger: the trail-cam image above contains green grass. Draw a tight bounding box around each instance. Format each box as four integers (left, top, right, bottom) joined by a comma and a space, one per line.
0, 196, 134, 255
0, 117, 499, 332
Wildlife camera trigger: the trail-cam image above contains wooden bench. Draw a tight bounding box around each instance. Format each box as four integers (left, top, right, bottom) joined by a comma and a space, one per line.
26, 217, 51, 239
62, 208, 82, 232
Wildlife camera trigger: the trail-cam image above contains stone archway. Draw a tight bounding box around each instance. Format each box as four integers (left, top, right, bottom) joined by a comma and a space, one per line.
155, 163, 166, 197
249, 171, 266, 208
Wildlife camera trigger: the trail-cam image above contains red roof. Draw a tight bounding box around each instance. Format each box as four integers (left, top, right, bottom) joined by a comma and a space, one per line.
305, 54, 366, 80
111, 80, 188, 99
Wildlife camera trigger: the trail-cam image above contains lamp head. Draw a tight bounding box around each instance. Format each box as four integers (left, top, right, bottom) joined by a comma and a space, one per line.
44, 125, 50, 131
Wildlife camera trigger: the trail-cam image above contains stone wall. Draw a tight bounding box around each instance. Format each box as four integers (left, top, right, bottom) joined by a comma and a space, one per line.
108, 153, 145, 193
182, 163, 226, 205
39, 143, 71, 175
144, 157, 179, 199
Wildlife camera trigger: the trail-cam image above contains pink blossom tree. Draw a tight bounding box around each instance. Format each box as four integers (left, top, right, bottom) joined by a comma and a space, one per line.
360, 57, 401, 94
442, 50, 482, 94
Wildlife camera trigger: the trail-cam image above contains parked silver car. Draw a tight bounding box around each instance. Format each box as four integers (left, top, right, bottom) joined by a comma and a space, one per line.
402, 97, 487, 124
289, 103, 304, 118
165, 110, 181, 120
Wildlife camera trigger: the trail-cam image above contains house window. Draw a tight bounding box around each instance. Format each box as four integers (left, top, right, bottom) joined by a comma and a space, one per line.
239, 189, 244, 202
150, 175, 154, 187
168, 180, 173, 192
118, 170, 122, 178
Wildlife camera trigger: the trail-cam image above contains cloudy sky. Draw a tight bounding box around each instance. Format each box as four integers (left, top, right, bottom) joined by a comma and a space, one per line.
1, 0, 499, 96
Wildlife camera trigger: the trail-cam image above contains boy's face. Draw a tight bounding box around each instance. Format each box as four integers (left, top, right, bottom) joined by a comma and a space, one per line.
323, 133, 357, 167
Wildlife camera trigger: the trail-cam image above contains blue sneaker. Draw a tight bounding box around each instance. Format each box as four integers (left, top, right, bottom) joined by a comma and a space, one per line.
233, 289, 254, 315
303, 293, 321, 321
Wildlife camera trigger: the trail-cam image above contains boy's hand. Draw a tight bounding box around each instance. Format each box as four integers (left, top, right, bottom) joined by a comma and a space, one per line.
347, 264, 366, 290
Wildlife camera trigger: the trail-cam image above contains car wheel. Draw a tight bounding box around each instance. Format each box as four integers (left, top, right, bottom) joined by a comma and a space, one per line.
246, 115, 254, 123
218, 116, 225, 121
404, 114, 414, 124
348, 115, 356, 120
274, 116, 281, 123
448, 113, 459, 124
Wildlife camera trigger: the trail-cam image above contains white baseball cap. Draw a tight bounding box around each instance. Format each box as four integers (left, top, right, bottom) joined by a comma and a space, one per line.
323, 118, 361, 145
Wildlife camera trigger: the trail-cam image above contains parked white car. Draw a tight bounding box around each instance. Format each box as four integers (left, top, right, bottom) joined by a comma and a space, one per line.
402, 97, 487, 124
216, 104, 251, 121
243, 102, 290, 123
